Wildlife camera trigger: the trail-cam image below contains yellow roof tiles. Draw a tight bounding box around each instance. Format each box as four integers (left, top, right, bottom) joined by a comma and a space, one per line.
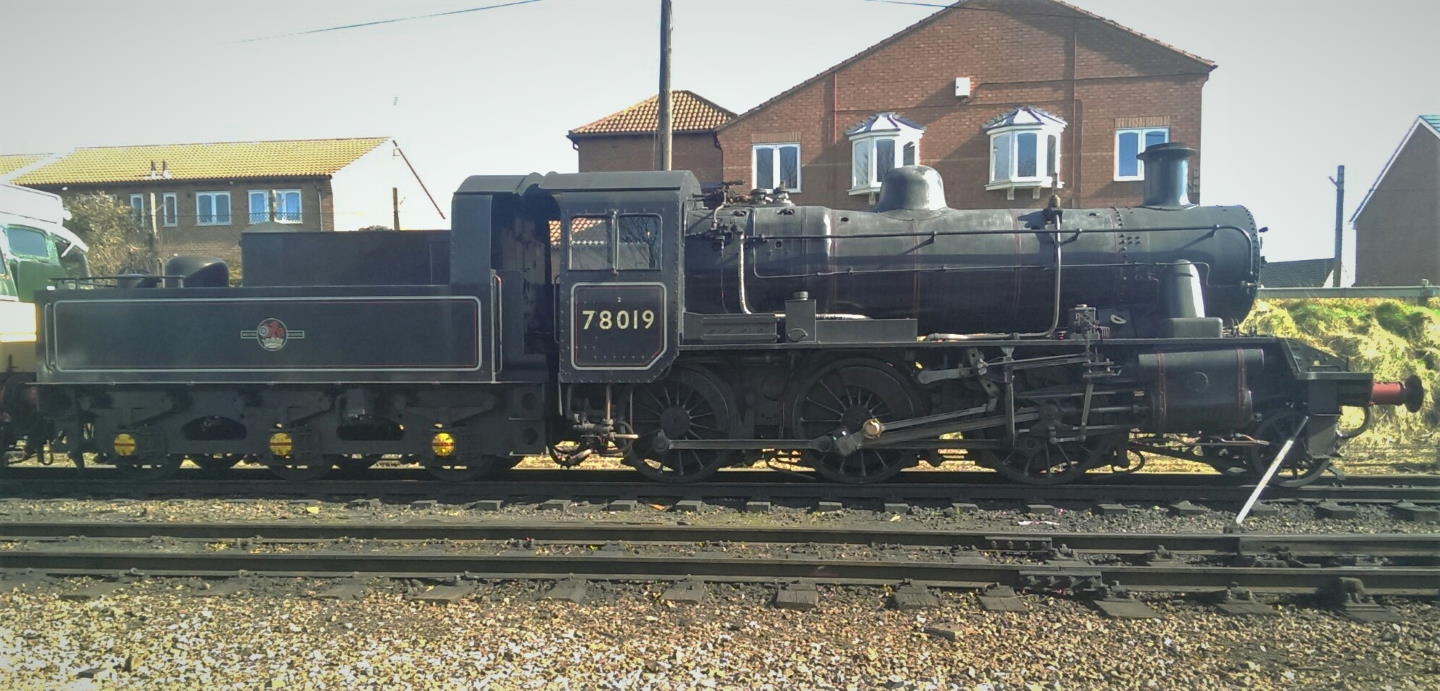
12, 137, 389, 186
0, 153, 49, 178
570, 90, 735, 136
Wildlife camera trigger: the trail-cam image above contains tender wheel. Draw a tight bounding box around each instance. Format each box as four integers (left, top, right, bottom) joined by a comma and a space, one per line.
267, 456, 334, 481
425, 455, 499, 482
116, 454, 183, 480
1245, 411, 1329, 487
627, 367, 738, 483
791, 359, 924, 484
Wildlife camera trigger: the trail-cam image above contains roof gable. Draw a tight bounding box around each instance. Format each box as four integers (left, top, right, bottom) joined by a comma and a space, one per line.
1261, 258, 1335, 288
983, 106, 1067, 131
569, 90, 736, 137
722, 0, 1212, 131
1351, 115, 1440, 222
12, 137, 390, 186
846, 112, 924, 137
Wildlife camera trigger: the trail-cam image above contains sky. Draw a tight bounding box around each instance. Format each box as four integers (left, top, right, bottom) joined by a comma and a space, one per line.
2, 0, 1436, 276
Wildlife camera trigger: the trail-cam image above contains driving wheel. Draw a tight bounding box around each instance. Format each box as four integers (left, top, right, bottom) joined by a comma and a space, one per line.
790, 359, 924, 484
626, 367, 739, 483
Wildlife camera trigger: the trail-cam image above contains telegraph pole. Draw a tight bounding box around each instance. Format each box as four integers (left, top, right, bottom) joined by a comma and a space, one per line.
655, 0, 673, 171
1329, 165, 1345, 287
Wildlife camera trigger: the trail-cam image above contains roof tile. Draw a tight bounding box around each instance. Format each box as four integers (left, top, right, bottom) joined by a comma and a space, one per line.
12, 137, 389, 186
570, 90, 736, 136
0, 153, 48, 177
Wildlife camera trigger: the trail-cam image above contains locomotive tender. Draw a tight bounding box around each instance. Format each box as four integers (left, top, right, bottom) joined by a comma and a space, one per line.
19, 143, 1421, 485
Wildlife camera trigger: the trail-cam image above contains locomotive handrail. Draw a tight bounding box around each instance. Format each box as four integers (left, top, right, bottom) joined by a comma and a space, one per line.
749, 223, 1253, 249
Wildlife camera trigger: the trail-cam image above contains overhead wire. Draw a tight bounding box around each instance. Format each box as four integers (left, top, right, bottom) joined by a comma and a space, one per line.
239, 0, 543, 43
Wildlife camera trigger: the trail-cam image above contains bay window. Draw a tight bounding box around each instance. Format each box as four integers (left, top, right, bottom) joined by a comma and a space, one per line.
847, 112, 924, 195
984, 106, 1066, 199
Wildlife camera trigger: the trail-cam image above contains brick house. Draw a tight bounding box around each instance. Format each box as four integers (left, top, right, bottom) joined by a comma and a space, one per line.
571, 0, 1213, 210
568, 90, 736, 186
4, 137, 444, 266
1352, 115, 1440, 286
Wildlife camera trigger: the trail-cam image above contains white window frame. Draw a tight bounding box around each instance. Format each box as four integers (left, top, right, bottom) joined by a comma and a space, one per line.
849, 131, 922, 195
248, 190, 268, 225
752, 143, 801, 193
161, 193, 178, 227
195, 191, 231, 226
986, 125, 1063, 190
1114, 127, 1170, 181
128, 194, 145, 224
248, 189, 304, 224
273, 189, 302, 223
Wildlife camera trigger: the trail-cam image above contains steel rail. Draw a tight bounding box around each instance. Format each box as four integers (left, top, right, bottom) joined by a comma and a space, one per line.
2, 551, 1435, 596
2, 521, 1438, 559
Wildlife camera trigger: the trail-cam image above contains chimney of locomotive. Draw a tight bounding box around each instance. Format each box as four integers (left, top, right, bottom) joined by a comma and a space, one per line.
1138, 142, 1196, 209
873, 165, 949, 212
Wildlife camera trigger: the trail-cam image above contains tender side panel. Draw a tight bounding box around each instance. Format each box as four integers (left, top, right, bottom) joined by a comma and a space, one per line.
45, 296, 482, 382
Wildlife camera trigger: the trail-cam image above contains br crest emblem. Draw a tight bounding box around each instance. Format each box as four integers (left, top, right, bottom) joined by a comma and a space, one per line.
241, 318, 306, 351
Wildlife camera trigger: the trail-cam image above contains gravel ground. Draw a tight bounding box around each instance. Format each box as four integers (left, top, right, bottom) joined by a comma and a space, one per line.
0, 494, 1435, 536
1, 580, 1436, 689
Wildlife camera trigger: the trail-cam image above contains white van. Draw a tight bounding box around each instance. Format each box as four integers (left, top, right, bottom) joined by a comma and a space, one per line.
0, 183, 89, 371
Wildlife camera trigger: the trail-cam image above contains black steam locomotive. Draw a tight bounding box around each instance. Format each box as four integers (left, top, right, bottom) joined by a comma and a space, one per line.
16, 143, 1420, 485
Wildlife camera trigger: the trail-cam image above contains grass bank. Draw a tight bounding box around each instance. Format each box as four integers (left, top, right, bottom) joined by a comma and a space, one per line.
1244, 298, 1438, 470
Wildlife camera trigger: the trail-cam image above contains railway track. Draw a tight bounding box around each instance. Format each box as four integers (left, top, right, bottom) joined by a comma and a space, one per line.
1, 520, 1435, 620
2, 468, 1437, 505
3, 520, 1438, 560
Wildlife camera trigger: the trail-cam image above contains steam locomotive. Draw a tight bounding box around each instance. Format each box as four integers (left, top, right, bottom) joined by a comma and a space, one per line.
13, 143, 1421, 485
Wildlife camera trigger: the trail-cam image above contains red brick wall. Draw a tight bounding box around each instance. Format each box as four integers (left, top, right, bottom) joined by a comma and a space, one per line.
36, 178, 332, 268
714, 1, 1210, 211
575, 133, 724, 185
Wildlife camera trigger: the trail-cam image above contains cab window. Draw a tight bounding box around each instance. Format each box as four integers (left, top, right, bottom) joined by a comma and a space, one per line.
566, 213, 661, 271
567, 216, 611, 271
617, 215, 660, 270
5, 226, 55, 260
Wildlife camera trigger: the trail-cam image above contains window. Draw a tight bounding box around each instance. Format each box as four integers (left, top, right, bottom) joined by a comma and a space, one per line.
161, 193, 178, 227
1115, 127, 1170, 180
128, 194, 145, 224
847, 112, 924, 195
275, 190, 301, 222
617, 215, 660, 270
568, 216, 610, 270
984, 106, 1067, 198
753, 144, 800, 192
567, 213, 661, 271
196, 192, 231, 225
249, 189, 303, 224
5, 226, 52, 259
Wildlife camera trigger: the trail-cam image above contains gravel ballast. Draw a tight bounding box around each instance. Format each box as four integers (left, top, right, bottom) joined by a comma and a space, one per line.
1, 580, 1437, 689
